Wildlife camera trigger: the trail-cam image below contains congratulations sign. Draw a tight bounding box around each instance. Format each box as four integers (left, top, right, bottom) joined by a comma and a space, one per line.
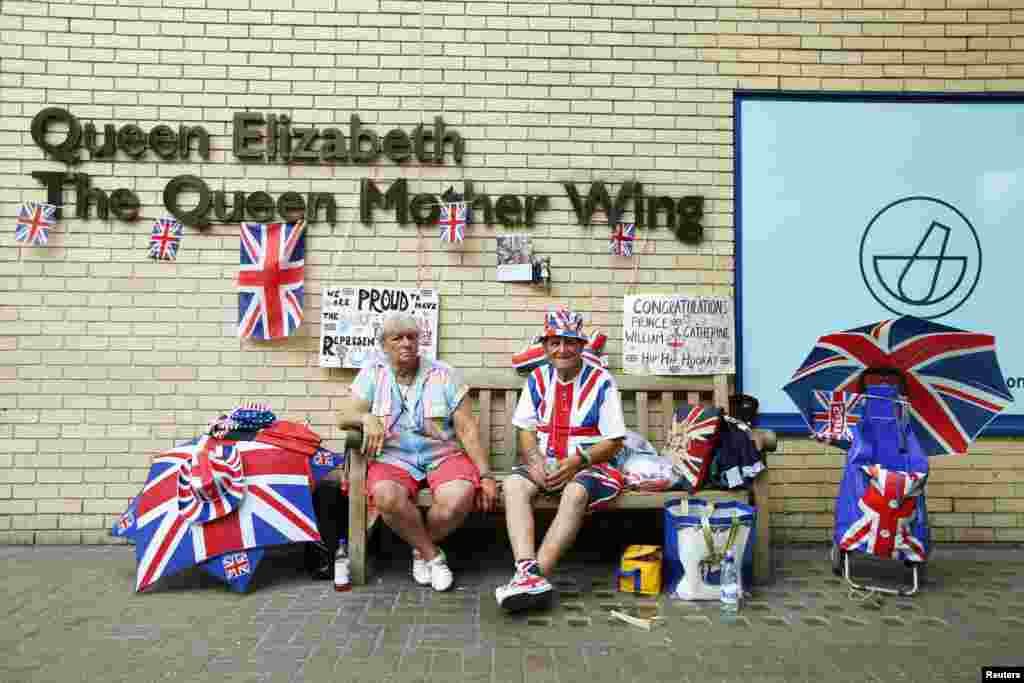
622, 295, 734, 376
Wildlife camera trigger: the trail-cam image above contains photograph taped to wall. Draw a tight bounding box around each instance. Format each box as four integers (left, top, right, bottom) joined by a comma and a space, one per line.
496, 234, 534, 282
622, 294, 735, 376
319, 286, 439, 368
736, 92, 1024, 432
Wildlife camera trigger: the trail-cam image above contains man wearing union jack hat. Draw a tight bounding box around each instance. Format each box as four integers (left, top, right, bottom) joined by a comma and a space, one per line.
496, 308, 627, 612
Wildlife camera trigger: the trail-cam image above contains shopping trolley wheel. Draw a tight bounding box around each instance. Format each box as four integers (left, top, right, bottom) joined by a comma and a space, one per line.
830, 544, 844, 577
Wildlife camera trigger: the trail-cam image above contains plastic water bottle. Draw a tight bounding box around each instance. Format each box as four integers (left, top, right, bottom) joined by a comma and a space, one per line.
334, 540, 351, 592
720, 549, 740, 616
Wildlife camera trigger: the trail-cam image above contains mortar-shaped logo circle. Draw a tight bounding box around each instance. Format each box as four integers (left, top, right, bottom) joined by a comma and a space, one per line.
859, 196, 981, 319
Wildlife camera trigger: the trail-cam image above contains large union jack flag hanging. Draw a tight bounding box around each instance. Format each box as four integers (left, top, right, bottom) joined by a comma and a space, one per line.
15, 201, 56, 247
149, 216, 184, 261
438, 202, 467, 243
609, 222, 636, 256
132, 438, 319, 592
238, 221, 305, 340
783, 316, 1013, 456
839, 465, 928, 562
666, 403, 721, 492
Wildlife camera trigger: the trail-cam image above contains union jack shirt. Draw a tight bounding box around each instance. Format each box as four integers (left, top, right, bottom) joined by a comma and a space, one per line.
438, 202, 467, 243
15, 201, 55, 247
149, 216, 184, 261
609, 222, 635, 256
238, 221, 305, 340
512, 364, 626, 461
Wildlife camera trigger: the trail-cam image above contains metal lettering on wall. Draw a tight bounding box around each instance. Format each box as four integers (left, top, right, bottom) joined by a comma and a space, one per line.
28, 107, 703, 241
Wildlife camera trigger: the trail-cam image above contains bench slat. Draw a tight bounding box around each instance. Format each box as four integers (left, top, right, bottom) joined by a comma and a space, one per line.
636, 391, 649, 440
478, 389, 491, 454
504, 390, 517, 460
661, 392, 674, 444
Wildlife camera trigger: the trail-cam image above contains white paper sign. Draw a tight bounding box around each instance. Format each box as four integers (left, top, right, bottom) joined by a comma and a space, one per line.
622, 295, 735, 375
319, 286, 439, 369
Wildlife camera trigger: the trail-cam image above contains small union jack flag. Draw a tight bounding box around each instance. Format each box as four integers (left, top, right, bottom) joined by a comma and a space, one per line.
812, 390, 865, 448
118, 510, 135, 531
15, 201, 56, 247
149, 216, 184, 261
609, 222, 635, 256
438, 202, 467, 243
221, 551, 251, 579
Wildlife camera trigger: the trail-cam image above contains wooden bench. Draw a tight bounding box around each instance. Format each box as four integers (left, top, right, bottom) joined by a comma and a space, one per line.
343, 371, 775, 587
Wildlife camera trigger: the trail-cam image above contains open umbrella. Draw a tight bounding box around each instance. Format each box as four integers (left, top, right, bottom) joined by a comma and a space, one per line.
783, 315, 1013, 456
131, 436, 320, 592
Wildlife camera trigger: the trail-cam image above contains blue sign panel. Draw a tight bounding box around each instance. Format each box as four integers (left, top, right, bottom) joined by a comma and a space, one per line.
735, 92, 1024, 434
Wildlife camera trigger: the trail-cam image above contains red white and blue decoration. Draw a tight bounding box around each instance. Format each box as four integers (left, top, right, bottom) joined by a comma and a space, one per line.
832, 385, 931, 562
199, 548, 264, 592
782, 315, 1013, 457
438, 202, 467, 243
238, 221, 305, 340
666, 403, 722, 492
811, 390, 865, 450
512, 331, 608, 373
148, 216, 184, 261
15, 201, 55, 247
129, 436, 319, 592
609, 222, 636, 256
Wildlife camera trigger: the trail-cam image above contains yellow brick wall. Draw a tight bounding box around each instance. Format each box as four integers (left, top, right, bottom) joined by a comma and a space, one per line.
1, 0, 1022, 543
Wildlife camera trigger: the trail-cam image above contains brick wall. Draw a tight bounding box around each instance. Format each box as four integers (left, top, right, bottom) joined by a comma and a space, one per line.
1, 0, 1022, 544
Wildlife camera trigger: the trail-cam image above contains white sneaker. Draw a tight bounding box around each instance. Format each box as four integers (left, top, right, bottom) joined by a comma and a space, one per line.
412, 549, 454, 591
495, 565, 553, 612
412, 548, 431, 586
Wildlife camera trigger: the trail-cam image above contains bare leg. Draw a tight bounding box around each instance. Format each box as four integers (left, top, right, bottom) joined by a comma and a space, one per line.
537, 482, 589, 576
425, 479, 476, 543
371, 480, 438, 560
503, 475, 540, 562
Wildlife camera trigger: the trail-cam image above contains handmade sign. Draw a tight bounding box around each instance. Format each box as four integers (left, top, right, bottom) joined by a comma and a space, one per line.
609, 222, 635, 256
622, 295, 735, 376
319, 285, 439, 368
238, 221, 305, 340
148, 216, 184, 261
438, 202, 467, 243
15, 201, 55, 246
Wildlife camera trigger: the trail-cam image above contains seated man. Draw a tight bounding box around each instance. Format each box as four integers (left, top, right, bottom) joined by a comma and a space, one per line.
338, 313, 497, 591
496, 308, 626, 611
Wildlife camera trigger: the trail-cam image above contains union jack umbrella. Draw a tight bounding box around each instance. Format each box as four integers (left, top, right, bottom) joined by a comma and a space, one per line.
438, 202, 467, 243
131, 437, 319, 592
783, 316, 1013, 456
609, 222, 635, 256
15, 201, 56, 247
666, 403, 722, 492
148, 216, 184, 261
239, 221, 305, 340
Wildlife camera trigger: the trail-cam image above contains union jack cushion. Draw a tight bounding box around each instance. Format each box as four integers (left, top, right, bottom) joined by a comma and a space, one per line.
665, 403, 722, 492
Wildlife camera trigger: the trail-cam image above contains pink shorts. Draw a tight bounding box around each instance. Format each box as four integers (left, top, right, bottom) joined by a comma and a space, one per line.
367, 452, 481, 503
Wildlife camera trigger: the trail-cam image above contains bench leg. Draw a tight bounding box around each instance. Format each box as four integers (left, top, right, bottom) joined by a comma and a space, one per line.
751, 470, 774, 585
348, 452, 369, 586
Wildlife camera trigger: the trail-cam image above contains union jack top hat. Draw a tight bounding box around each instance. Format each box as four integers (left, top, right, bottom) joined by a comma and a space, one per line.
543, 307, 587, 342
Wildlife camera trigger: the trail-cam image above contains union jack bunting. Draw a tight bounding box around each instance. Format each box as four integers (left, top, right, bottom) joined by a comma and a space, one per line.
609, 222, 636, 256
839, 465, 928, 561
132, 438, 319, 592
238, 221, 305, 340
148, 216, 184, 261
812, 390, 865, 448
666, 403, 722, 492
438, 202, 467, 243
15, 201, 55, 247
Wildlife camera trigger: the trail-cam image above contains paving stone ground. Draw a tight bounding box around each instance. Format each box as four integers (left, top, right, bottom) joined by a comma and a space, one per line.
2, 527, 1022, 683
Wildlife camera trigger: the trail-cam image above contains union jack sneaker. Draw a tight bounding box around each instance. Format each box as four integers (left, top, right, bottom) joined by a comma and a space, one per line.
495, 559, 553, 612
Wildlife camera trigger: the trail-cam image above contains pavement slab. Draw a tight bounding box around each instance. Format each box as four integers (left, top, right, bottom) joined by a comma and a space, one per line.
1, 542, 1022, 683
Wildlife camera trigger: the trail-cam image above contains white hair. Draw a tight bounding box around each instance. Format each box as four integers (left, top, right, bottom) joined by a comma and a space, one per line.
378, 312, 419, 341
